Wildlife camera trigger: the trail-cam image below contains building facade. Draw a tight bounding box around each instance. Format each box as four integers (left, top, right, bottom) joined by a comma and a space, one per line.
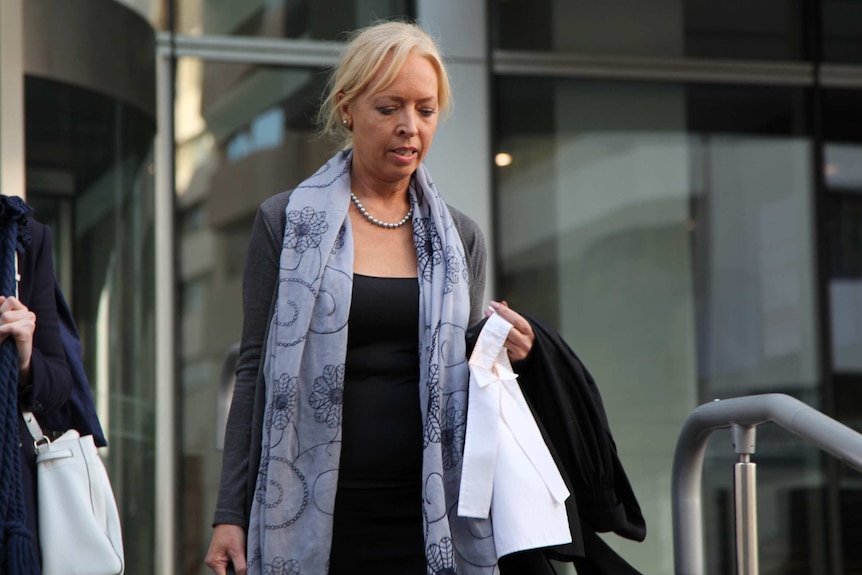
2, 1, 862, 574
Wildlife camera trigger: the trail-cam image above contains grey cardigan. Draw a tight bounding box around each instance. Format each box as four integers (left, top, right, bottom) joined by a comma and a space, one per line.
213, 189, 488, 528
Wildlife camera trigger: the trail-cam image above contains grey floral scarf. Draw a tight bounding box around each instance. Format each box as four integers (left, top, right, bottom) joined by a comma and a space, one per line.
246, 150, 498, 574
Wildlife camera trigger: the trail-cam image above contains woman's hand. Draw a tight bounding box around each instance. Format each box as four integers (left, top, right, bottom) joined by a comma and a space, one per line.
0, 295, 36, 380
206, 524, 247, 575
485, 300, 534, 362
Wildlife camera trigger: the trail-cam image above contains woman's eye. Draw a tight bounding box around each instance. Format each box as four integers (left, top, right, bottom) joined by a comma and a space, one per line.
421, 109, 436, 118
377, 107, 395, 115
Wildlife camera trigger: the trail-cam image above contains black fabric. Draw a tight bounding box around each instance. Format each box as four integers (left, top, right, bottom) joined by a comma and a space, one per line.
570, 531, 648, 575
329, 274, 425, 573
329, 485, 425, 575
467, 315, 646, 575
338, 274, 421, 484
498, 549, 557, 575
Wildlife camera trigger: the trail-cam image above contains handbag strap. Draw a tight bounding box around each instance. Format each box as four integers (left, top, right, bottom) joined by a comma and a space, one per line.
21, 409, 50, 450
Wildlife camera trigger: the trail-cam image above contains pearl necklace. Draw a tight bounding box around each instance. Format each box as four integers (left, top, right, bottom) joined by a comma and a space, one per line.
350, 192, 413, 229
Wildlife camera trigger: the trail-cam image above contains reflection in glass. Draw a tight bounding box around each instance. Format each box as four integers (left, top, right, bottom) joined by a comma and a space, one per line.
491, 0, 809, 60
25, 76, 157, 575
495, 76, 822, 574
174, 0, 412, 39
825, 91, 862, 570
685, 85, 816, 396
827, 89, 862, 373
826, 144, 862, 191
822, 0, 862, 63
823, 85, 862, 575
175, 58, 334, 574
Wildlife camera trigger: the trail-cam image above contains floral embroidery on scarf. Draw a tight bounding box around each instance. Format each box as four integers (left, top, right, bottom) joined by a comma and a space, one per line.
424, 363, 441, 447
308, 364, 345, 428
426, 536, 457, 575
441, 401, 467, 470
284, 207, 328, 253
268, 373, 298, 430
414, 216, 443, 282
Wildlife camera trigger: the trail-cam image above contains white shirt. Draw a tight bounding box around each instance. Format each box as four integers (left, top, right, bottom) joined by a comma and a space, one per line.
458, 312, 572, 558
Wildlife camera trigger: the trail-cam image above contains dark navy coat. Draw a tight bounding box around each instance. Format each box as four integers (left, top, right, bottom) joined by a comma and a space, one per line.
16, 218, 74, 563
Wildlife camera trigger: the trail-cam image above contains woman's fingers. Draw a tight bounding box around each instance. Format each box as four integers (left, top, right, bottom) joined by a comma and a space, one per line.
0, 296, 33, 321
487, 300, 534, 362
0, 297, 36, 374
0, 310, 37, 337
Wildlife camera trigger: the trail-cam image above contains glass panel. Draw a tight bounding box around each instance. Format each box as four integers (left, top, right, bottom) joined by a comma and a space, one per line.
685, 84, 817, 397
491, 0, 810, 60
175, 58, 333, 575
826, 88, 862, 571
826, 89, 862, 372
495, 76, 821, 574
174, 0, 412, 39
24, 75, 157, 575
822, 0, 862, 63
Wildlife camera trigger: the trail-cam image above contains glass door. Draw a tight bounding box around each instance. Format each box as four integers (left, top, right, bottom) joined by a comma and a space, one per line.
25, 75, 157, 575
174, 56, 334, 574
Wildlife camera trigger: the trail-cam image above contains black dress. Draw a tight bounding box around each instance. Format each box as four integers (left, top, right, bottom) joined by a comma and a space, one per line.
328, 274, 426, 574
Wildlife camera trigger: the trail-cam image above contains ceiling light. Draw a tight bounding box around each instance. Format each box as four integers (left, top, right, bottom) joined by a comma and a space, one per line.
495, 152, 513, 167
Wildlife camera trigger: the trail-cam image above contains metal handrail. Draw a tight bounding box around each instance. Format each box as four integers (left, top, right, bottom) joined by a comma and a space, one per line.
672, 393, 862, 575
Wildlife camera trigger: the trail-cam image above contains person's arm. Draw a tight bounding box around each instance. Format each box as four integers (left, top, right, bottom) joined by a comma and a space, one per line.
207, 195, 287, 575
448, 206, 487, 327
4, 224, 72, 415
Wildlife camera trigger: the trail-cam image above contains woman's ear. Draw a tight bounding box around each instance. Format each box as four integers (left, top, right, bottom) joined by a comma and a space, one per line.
336, 92, 349, 115
337, 93, 352, 129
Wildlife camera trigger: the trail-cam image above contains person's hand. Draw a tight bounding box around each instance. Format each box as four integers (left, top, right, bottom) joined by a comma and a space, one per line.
205, 524, 247, 575
206, 524, 246, 575
0, 295, 36, 378
485, 300, 534, 362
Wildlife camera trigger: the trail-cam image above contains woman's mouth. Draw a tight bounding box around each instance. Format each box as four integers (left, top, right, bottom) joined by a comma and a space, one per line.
392, 148, 418, 158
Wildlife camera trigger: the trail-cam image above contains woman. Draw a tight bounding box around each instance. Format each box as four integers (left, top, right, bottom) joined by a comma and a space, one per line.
206, 21, 535, 575
0, 196, 74, 570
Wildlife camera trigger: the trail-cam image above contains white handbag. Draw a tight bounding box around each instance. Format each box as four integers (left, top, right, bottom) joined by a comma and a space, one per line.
22, 411, 124, 575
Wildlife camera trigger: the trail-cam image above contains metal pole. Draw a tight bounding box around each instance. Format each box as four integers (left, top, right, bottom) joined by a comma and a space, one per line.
154, 45, 177, 575
734, 457, 758, 575
732, 424, 758, 575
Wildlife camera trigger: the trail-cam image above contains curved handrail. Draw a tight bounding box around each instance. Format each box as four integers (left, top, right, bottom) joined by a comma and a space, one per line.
672, 393, 862, 575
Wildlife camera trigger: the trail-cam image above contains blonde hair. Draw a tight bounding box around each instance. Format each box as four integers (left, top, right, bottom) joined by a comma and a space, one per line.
318, 21, 452, 149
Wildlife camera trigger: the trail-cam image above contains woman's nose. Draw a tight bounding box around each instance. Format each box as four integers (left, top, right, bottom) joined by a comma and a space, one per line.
397, 111, 418, 136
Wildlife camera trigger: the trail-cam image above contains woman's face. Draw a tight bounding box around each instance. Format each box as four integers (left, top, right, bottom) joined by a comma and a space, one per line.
343, 52, 440, 189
